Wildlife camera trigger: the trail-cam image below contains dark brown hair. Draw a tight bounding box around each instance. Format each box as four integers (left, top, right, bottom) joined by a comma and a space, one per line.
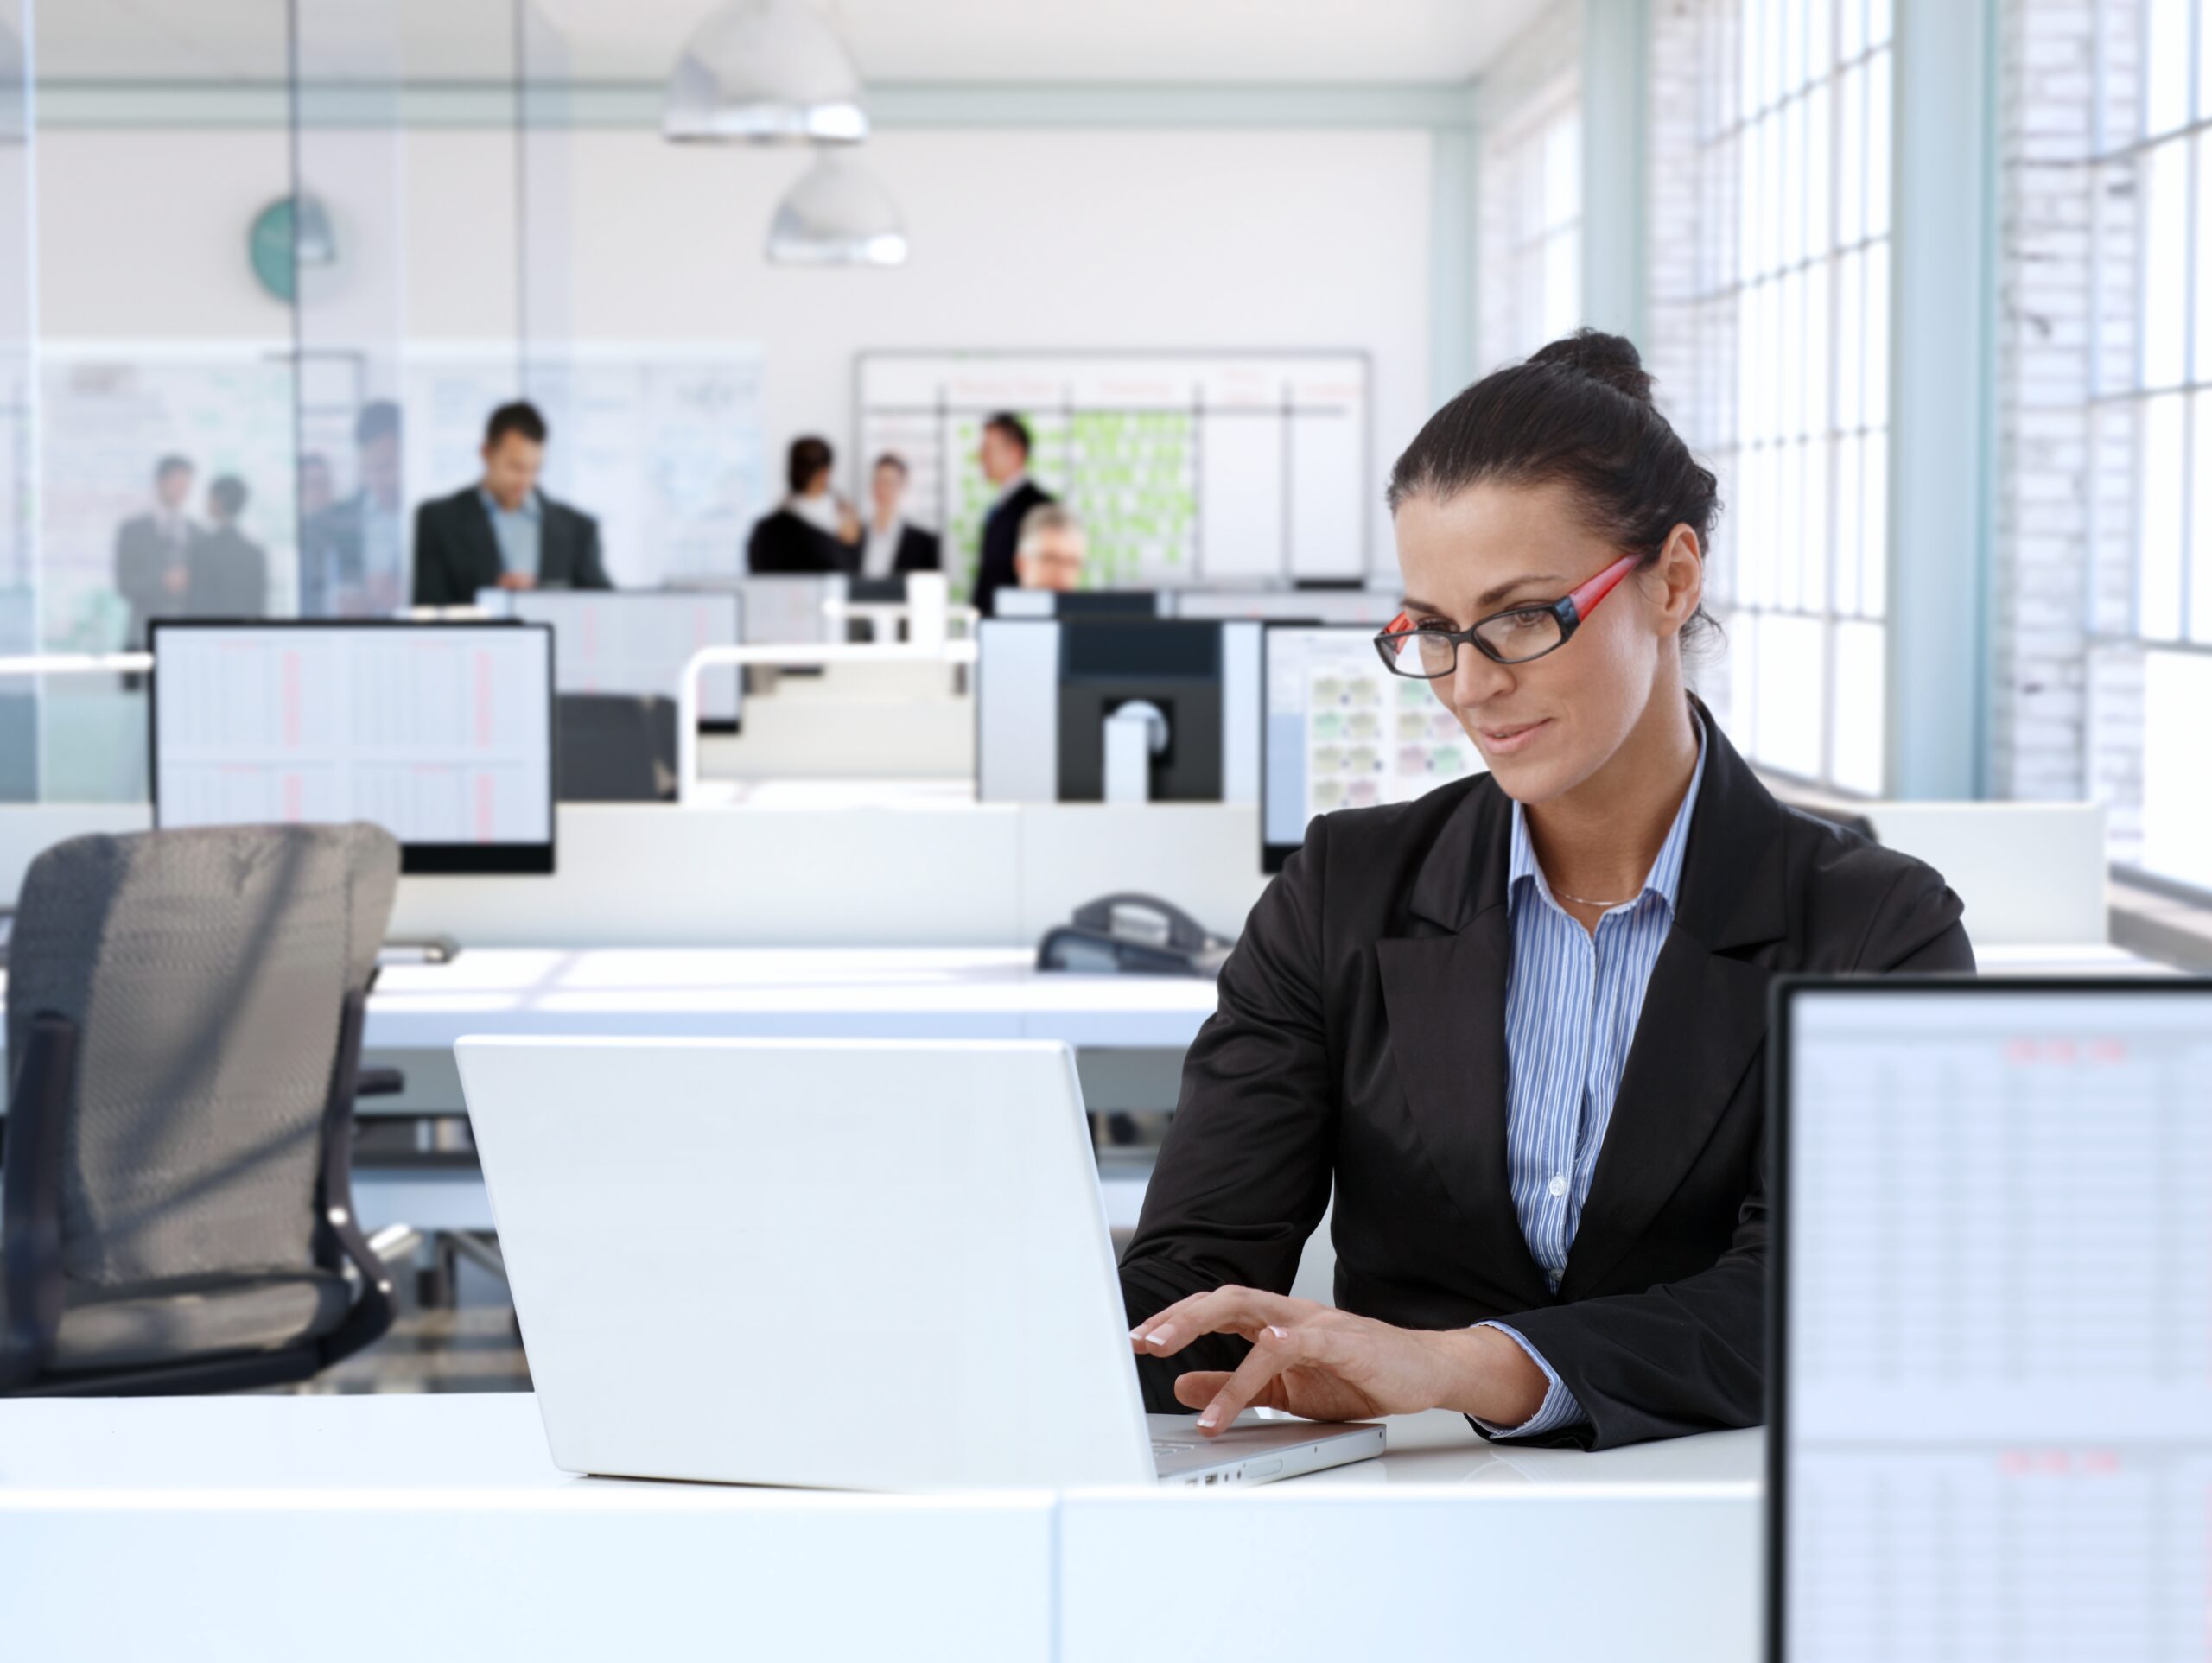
1388, 329, 1719, 642
485, 400, 548, 448
786, 435, 834, 494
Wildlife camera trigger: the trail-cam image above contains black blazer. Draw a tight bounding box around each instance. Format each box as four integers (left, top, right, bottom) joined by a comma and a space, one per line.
411, 488, 610, 606
973, 480, 1052, 618
1119, 708, 1974, 1450
747, 508, 855, 575
892, 523, 941, 574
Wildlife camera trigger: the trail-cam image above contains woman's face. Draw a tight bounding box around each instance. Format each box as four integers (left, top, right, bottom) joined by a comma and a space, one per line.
1391, 477, 1698, 807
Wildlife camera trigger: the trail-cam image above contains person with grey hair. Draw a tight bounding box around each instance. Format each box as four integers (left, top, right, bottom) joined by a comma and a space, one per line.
1014, 501, 1085, 594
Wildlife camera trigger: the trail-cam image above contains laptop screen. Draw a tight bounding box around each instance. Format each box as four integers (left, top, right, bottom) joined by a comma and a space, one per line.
1774, 979, 2212, 1662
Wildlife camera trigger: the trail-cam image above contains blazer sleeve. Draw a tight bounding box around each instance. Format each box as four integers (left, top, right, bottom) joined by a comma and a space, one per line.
571, 511, 612, 590
1118, 819, 1338, 1410
411, 503, 451, 606
1487, 860, 1974, 1450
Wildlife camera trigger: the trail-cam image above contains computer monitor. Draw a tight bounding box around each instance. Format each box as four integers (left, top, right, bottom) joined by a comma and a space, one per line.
663, 574, 844, 646
1260, 624, 1483, 873
1771, 978, 2212, 1663
993, 589, 1166, 620
480, 589, 742, 729
149, 619, 556, 874
976, 618, 1260, 805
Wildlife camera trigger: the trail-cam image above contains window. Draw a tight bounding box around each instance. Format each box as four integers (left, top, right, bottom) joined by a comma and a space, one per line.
1672, 0, 1895, 795
1481, 78, 1582, 369
2089, 0, 2212, 889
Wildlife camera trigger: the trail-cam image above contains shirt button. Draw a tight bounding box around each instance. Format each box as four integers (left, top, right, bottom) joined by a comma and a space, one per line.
1548, 1174, 1567, 1199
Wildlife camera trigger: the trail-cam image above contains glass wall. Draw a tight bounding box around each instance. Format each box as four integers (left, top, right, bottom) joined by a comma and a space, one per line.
1661, 0, 1895, 796
2091, 0, 2212, 890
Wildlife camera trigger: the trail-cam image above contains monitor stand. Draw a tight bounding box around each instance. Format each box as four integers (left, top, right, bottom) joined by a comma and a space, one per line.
1102, 702, 1168, 804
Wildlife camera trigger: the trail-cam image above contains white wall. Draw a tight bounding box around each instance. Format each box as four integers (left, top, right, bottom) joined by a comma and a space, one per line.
38, 124, 1435, 568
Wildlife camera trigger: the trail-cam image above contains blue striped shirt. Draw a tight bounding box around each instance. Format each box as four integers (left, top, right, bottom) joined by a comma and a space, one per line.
1474, 718, 1707, 1438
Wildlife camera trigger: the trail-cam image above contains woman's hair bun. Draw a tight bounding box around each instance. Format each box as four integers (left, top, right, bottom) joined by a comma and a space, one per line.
1525, 328, 1654, 406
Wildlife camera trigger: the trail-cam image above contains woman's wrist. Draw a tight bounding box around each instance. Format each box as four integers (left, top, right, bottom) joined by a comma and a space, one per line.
1424, 1324, 1553, 1426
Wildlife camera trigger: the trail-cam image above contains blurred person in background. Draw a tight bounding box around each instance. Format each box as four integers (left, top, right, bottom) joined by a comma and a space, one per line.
113, 454, 195, 653
972, 412, 1052, 618
412, 400, 610, 605
1013, 502, 1087, 595
747, 435, 861, 574
861, 452, 940, 579
302, 401, 405, 616
185, 475, 266, 618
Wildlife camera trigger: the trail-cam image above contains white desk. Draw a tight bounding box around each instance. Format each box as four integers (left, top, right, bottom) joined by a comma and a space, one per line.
0, 1394, 1759, 1663
366, 947, 1219, 1054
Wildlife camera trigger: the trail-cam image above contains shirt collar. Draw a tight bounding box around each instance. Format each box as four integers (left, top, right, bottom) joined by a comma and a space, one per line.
994, 472, 1030, 505
480, 487, 541, 523
1506, 706, 1708, 919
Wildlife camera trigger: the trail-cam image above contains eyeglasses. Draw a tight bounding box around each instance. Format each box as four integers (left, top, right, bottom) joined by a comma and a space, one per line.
1372, 552, 1644, 678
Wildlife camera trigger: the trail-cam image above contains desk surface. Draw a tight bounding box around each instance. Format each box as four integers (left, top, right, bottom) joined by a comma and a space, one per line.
0, 1393, 1759, 1501
0, 1394, 1762, 1662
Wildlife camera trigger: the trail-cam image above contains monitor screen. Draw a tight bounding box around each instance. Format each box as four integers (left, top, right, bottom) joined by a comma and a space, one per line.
150, 620, 556, 874
1775, 980, 2212, 1663
483, 589, 742, 727
1261, 624, 1482, 872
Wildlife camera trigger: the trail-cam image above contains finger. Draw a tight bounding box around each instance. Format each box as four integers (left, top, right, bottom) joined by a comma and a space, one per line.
1170, 1371, 1232, 1410
1130, 1286, 1310, 1356
1194, 1325, 1304, 1433
1173, 1369, 1293, 1415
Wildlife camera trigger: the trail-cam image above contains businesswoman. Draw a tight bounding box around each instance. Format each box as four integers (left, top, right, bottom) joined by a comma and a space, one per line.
1121, 330, 1973, 1450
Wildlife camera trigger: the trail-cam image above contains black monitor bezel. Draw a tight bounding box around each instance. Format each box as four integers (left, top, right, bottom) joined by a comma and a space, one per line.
1258, 619, 1376, 874
1764, 973, 2212, 1663
148, 616, 560, 876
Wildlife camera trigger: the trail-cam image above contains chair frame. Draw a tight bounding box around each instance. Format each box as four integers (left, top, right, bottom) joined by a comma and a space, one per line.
0, 987, 401, 1396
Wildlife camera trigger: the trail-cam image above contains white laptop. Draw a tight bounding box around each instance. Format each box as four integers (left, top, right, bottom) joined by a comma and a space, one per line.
454, 1036, 1385, 1490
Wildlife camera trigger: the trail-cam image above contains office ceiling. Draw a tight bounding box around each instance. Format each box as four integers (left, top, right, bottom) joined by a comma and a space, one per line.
30, 0, 1557, 85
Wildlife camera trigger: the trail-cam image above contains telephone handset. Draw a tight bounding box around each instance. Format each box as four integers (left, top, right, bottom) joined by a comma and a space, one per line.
1034, 892, 1233, 978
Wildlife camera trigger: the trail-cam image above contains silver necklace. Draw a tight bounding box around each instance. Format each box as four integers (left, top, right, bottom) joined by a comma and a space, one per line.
1554, 886, 1637, 908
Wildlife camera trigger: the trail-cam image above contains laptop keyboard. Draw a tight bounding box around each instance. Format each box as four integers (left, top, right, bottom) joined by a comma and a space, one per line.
1150, 1440, 1202, 1456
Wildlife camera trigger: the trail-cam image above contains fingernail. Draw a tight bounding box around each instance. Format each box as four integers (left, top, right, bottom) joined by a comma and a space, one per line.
1128, 1326, 1147, 1340
1197, 1411, 1217, 1429
1144, 1328, 1172, 1346
1268, 1325, 1288, 1340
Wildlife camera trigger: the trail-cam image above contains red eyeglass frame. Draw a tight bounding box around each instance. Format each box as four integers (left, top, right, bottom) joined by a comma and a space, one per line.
1374, 551, 1644, 675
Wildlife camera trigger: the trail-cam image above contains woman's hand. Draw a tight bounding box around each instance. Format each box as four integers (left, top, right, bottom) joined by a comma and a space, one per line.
1130, 1286, 1551, 1433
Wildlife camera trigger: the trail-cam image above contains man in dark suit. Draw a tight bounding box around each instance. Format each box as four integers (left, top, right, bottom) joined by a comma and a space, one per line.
113, 454, 195, 652
861, 452, 941, 579
412, 401, 611, 606
184, 475, 267, 618
971, 412, 1052, 618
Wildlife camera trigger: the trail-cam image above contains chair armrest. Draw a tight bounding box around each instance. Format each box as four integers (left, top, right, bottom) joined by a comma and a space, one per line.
354, 1067, 405, 1098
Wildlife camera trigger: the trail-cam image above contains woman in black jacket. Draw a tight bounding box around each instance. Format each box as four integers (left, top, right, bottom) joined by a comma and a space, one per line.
1122, 330, 1972, 1450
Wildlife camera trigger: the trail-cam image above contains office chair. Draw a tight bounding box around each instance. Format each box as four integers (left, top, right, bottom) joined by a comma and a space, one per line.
557, 694, 678, 803
0, 823, 405, 1396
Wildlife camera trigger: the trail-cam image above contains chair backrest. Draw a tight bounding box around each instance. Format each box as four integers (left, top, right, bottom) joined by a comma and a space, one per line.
557, 694, 677, 803
6, 823, 399, 1290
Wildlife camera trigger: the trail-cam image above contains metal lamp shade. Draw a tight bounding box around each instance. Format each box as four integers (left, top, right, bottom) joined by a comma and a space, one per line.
766, 155, 908, 267
664, 0, 868, 144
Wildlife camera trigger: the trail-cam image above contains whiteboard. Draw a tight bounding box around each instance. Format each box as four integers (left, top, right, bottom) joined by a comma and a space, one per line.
856, 352, 1369, 599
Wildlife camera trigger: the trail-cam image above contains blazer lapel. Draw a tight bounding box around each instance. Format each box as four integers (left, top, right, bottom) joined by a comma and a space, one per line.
1376, 781, 1553, 1304
1559, 714, 1789, 1298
